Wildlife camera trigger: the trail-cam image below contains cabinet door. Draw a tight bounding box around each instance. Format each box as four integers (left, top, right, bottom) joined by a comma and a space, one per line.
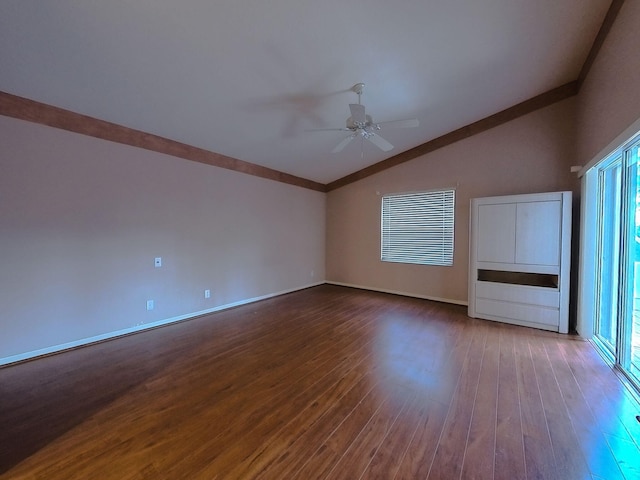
477, 203, 516, 263
515, 201, 561, 266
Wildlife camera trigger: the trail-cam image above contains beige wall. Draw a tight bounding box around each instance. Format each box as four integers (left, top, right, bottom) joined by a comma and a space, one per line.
576, 0, 640, 164
326, 98, 578, 304
0, 116, 325, 361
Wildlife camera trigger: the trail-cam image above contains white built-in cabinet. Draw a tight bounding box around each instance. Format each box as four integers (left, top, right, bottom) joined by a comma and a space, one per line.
468, 191, 572, 333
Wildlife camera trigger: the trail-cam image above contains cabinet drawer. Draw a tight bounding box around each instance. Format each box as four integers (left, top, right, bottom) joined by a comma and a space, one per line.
476, 281, 559, 308
475, 298, 559, 327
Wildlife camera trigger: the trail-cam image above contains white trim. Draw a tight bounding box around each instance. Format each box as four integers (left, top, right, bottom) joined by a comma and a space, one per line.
472, 313, 560, 332
379, 185, 458, 198
0, 282, 324, 367
326, 281, 468, 306
579, 116, 640, 177
577, 171, 598, 338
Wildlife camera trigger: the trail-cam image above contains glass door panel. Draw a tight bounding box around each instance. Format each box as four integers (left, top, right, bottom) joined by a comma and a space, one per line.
595, 157, 623, 356
623, 143, 640, 383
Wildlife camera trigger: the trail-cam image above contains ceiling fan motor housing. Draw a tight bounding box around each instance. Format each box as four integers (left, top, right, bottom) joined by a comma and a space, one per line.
320, 82, 418, 153
346, 114, 377, 131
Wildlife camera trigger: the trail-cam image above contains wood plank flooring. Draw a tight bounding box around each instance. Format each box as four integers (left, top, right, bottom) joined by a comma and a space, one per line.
1, 285, 639, 479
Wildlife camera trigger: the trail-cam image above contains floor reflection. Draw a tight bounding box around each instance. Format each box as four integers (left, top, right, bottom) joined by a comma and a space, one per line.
374, 315, 453, 401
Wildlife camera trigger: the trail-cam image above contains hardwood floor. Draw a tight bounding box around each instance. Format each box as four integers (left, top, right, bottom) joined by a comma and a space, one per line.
1, 285, 639, 479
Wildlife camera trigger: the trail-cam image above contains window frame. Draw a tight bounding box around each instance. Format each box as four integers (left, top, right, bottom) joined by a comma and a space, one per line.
380, 188, 455, 267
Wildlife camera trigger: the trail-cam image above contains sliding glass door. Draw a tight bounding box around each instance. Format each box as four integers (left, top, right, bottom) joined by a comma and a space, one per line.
593, 139, 640, 389
622, 143, 640, 382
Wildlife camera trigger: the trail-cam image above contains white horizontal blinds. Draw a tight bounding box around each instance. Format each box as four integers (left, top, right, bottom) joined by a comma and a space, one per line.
381, 189, 455, 266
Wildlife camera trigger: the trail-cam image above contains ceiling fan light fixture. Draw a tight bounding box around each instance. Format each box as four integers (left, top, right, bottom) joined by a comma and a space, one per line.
307, 82, 419, 154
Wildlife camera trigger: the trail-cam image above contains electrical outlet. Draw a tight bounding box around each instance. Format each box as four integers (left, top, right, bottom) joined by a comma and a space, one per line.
204, 289, 211, 299
154, 257, 162, 267
146, 300, 154, 310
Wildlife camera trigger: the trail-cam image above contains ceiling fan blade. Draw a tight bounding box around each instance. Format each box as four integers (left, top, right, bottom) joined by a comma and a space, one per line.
332, 134, 356, 153
304, 127, 351, 132
367, 133, 394, 152
349, 104, 366, 124
377, 118, 419, 129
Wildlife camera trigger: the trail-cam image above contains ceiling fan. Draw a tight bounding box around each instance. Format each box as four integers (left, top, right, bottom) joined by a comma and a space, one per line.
313, 83, 419, 153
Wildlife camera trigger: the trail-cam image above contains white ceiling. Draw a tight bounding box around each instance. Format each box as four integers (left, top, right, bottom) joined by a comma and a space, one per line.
0, 1, 611, 184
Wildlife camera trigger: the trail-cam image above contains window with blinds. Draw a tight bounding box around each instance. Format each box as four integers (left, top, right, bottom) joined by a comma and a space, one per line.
381, 189, 455, 266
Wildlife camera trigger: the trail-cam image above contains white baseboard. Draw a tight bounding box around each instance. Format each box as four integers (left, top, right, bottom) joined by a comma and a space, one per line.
0, 282, 325, 367
326, 281, 468, 306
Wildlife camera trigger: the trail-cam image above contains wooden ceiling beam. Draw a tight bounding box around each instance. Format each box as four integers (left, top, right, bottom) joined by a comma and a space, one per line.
0, 91, 327, 193
577, 0, 625, 89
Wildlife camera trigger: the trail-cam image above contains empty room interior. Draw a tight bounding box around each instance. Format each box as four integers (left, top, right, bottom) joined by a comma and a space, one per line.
2, 1, 640, 479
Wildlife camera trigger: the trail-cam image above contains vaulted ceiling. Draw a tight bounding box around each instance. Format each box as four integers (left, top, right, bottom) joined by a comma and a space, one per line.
0, 1, 616, 188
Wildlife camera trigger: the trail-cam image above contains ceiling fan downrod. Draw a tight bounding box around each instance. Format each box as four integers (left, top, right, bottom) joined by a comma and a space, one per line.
352, 83, 365, 105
